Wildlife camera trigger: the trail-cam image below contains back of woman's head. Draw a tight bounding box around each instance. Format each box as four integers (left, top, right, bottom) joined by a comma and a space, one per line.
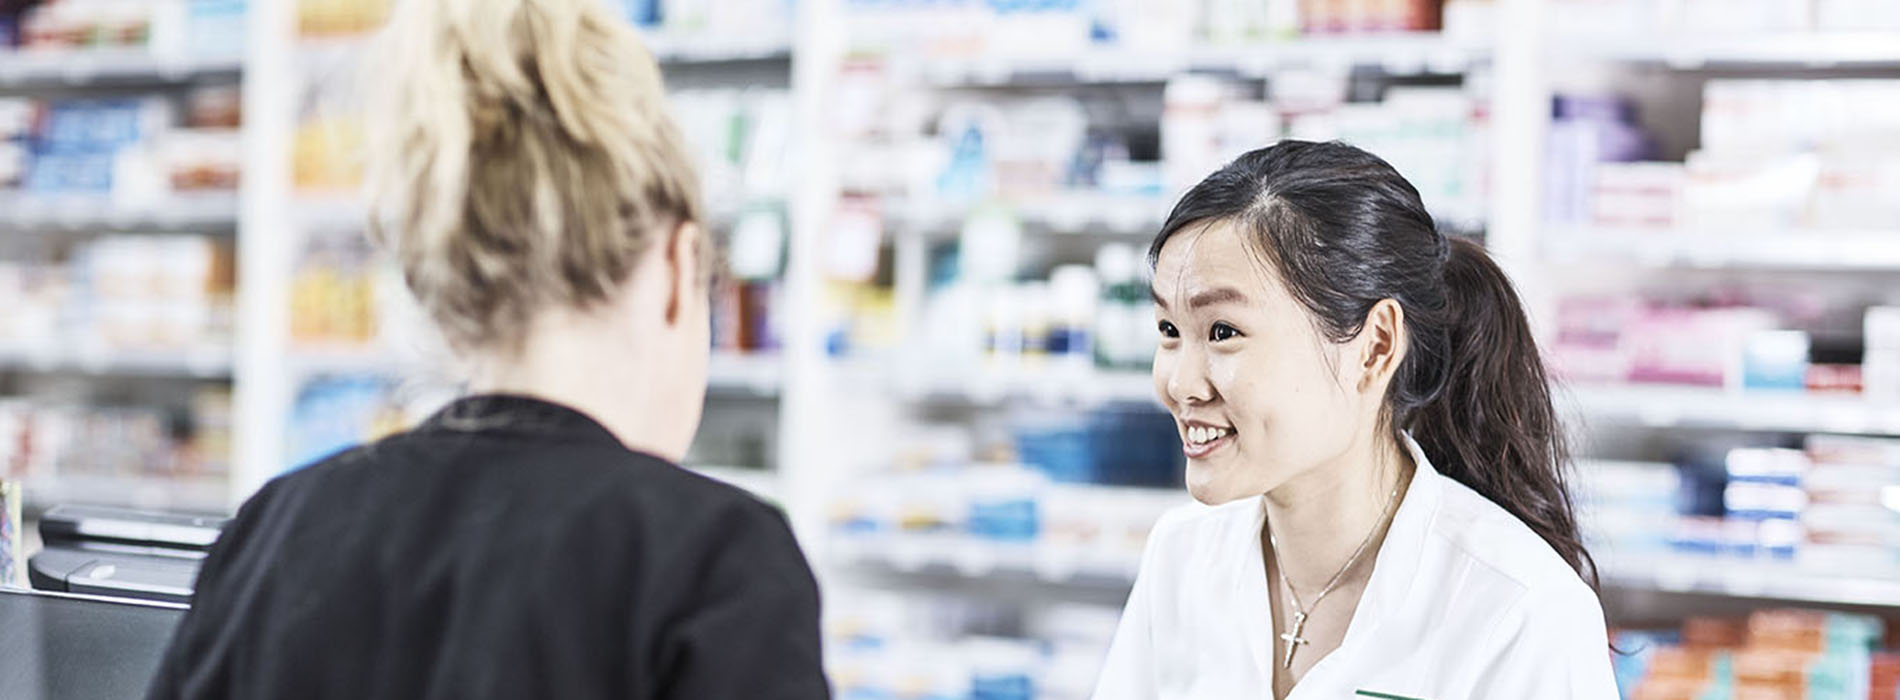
1150, 140, 1594, 586
364, 0, 702, 353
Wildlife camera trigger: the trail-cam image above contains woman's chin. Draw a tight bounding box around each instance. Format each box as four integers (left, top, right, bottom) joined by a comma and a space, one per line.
1185, 462, 1252, 506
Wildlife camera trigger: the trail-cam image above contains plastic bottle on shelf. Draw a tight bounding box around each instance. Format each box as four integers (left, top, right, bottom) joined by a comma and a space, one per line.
985, 284, 1025, 366
1019, 281, 1053, 366
1161, 75, 1230, 198
1048, 265, 1099, 374
1093, 243, 1150, 371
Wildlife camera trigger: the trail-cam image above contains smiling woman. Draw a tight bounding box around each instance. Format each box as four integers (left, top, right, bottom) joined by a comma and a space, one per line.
1093, 141, 1618, 700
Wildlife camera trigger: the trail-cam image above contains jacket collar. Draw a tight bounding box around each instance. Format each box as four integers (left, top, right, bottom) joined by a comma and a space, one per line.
416, 393, 624, 447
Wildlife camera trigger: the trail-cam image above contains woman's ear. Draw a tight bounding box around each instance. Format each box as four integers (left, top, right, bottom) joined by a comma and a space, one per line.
1355, 298, 1407, 393
664, 221, 703, 326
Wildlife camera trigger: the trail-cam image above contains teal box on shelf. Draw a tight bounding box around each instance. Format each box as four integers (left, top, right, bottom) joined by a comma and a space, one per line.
1742, 329, 1811, 391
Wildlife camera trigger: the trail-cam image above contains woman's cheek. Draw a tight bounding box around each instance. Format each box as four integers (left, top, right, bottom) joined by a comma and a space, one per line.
1206, 352, 1245, 405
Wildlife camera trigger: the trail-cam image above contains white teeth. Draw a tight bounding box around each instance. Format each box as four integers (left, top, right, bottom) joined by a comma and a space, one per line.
1187, 426, 1230, 445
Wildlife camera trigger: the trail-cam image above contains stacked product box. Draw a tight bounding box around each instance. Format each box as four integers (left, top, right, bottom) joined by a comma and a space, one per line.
1551, 295, 1892, 398
1550, 80, 1900, 234
827, 591, 1124, 700
1615, 609, 1884, 699
1, 86, 240, 206
0, 390, 232, 484
0, 234, 234, 354
1802, 436, 1900, 576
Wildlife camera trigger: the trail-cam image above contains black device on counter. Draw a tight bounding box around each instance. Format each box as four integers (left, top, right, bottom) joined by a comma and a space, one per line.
28, 505, 227, 605
0, 587, 186, 700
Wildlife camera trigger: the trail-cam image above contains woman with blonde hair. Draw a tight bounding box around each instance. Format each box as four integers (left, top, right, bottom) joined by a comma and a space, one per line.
146, 1, 829, 698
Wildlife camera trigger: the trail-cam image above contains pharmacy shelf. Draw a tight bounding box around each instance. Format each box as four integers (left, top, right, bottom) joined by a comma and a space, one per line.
842, 536, 1900, 608
1565, 384, 1900, 436
1550, 32, 1900, 68
909, 33, 1489, 86
1602, 555, 1900, 608
708, 352, 783, 396
1544, 228, 1900, 271
281, 349, 780, 391
892, 192, 1170, 238
882, 365, 1158, 406
20, 472, 230, 514
286, 345, 414, 379
295, 32, 791, 68
0, 345, 234, 379
0, 194, 240, 233
642, 33, 794, 64
831, 537, 1140, 603
288, 193, 369, 233
0, 50, 243, 87
287, 193, 764, 235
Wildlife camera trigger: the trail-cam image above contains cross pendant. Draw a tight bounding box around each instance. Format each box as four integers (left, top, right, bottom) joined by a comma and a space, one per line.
1279, 611, 1309, 669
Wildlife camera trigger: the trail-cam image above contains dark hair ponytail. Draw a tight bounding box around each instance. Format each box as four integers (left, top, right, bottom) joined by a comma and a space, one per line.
1412, 238, 1592, 582
1150, 140, 1597, 589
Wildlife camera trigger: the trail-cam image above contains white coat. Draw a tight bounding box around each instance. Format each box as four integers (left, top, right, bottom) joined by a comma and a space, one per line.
1093, 434, 1620, 700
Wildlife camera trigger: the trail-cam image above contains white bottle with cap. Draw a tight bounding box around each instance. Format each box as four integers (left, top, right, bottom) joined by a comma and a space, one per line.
1094, 244, 1151, 371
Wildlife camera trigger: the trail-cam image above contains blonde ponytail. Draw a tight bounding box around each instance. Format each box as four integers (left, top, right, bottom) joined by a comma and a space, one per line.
363, 0, 702, 353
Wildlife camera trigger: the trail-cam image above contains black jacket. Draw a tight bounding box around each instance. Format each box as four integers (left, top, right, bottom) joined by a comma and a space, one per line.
147, 394, 829, 700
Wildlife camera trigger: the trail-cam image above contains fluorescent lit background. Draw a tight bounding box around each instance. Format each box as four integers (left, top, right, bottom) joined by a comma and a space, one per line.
3, 0, 1900, 697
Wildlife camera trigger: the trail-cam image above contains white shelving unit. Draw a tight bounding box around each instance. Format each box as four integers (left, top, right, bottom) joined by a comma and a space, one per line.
1602, 555, 1900, 608
1566, 384, 1900, 436
1545, 227, 1900, 271
0, 194, 240, 232
0, 35, 248, 514
1549, 31, 1900, 68
905, 33, 1489, 86
18, 472, 229, 515
0, 49, 242, 86
1518, 12, 1900, 623
882, 366, 1157, 406
890, 193, 1169, 239
0, 345, 234, 379
642, 32, 794, 63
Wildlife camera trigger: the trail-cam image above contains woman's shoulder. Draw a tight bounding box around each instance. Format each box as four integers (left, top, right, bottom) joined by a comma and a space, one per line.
1424, 474, 1601, 613
260, 429, 778, 530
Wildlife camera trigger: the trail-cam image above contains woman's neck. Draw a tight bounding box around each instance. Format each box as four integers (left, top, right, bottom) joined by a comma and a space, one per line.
466, 310, 685, 463
1262, 430, 1416, 594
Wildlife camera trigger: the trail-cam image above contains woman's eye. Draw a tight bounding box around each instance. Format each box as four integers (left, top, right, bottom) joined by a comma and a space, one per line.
1158, 321, 1179, 339
1210, 322, 1241, 342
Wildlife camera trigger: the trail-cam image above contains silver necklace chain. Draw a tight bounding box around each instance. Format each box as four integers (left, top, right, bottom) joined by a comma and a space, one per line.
1266, 479, 1404, 668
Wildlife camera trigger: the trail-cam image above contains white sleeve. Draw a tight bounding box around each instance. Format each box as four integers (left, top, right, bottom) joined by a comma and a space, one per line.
1090, 518, 1170, 700
1466, 586, 1621, 699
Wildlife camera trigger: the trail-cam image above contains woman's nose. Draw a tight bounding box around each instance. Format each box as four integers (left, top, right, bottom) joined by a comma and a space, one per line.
1166, 346, 1216, 406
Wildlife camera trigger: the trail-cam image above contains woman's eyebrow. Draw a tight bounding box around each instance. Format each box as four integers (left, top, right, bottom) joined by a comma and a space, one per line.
1190, 287, 1248, 309
1149, 286, 1250, 310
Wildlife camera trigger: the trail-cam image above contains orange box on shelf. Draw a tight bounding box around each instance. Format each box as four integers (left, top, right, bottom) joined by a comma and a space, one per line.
1683, 616, 1749, 650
